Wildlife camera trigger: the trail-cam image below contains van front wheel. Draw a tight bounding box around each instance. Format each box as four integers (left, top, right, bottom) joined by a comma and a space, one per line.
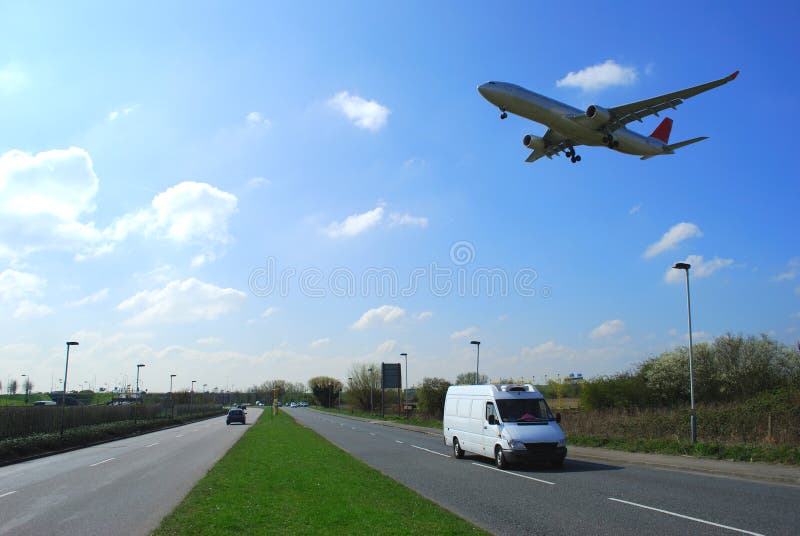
453, 438, 464, 459
495, 446, 507, 469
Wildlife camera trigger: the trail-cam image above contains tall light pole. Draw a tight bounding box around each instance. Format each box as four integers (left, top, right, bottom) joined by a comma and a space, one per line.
135, 364, 145, 397
673, 262, 697, 443
367, 368, 374, 414
61, 341, 79, 436
190, 380, 197, 408
400, 353, 408, 391
169, 374, 176, 394
470, 341, 481, 384
21, 374, 28, 404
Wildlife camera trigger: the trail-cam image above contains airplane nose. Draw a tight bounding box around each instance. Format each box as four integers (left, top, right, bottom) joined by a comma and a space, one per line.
477, 83, 491, 99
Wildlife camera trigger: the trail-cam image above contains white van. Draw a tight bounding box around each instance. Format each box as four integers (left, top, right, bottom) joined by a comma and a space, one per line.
443, 384, 566, 469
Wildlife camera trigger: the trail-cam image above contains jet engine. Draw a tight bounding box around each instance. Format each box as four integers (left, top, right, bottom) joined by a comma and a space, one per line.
585, 104, 612, 127
522, 134, 545, 153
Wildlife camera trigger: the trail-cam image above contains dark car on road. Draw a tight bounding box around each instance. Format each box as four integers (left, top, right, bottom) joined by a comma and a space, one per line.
226, 408, 246, 425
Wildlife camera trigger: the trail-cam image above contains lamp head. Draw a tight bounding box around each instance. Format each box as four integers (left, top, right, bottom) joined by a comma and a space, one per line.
400, 353, 407, 357
66, 341, 79, 346
673, 262, 691, 270
470, 340, 480, 345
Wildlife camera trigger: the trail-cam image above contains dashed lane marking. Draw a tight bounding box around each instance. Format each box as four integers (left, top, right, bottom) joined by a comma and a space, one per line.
411, 445, 451, 458
89, 458, 115, 467
608, 498, 764, 536
471, 463, 555, 485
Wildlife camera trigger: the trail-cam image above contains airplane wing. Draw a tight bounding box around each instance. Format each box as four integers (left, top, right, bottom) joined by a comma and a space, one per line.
525, 130, 576, 163
606, 71, 739, 131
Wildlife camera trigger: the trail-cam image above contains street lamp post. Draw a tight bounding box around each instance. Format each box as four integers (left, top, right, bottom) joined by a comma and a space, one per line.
135, 364, 145, 399
169, 374, 176, 394
470, 341, 481, 384
61, 341, 79, 436
673, 262, 697, 443
21, 374, 28, 404
190, 380, 197, 409
368, 368, 374, 414
400, 353, 408, 410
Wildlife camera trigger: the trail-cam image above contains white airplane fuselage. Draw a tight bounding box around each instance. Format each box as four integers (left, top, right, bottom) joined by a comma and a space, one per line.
478, 82, 666, 157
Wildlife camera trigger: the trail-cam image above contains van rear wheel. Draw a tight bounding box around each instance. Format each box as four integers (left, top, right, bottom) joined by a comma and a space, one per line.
495, 446, 507, 469
453, 438, 464, 459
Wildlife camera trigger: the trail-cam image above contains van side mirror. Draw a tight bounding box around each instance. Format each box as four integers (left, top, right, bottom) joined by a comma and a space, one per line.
555, 412, 561, 423
487, 415, 497, 425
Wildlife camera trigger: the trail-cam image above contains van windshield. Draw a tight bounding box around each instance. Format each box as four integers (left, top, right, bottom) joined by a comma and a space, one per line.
496, 399, 554, 422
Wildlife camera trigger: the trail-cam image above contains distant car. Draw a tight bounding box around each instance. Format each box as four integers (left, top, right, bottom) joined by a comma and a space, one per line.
237, 404, 247, 410
226, 408, 246, 425
33, 400, 57, 406
289, 402, 297, 408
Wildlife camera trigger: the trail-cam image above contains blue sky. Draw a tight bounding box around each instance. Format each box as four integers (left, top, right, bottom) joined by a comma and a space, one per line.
1, 1, 798, 393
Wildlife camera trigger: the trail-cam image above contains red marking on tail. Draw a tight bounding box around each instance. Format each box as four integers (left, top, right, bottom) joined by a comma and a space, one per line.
649, 117, 673, 143
728, 70, 740, 80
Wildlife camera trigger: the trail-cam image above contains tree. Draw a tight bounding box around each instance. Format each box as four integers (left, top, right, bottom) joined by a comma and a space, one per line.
308, 376, 341, 408
455, 372, 489, 385
346, 363, 380, 411
417, 377, 450, 419
7, 379, 18, 397
23, 378, 33, 403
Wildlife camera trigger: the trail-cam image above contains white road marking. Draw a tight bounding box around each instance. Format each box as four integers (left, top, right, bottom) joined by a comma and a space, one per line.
369, 433, 376, 436
411, 444, 451, 458
176, 434, 184, 437
395, 440, 404, 444
89, 458, 115, 467
144, 442, 159, 448
471, 463, 556, 485
608, 498, 765, 536
0, 491, 17, 499
192, 429, 199, 432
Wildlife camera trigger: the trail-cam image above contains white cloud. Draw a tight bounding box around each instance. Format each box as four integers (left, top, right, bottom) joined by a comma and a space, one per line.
376, 340, 398, 354
772, 257, 800, 282
790, 312, 800, 319
556, 60, 638, 91
197, 337, 223, 345
664, 255, 734, 283
310, 337, 330, 349
643, 222, 703, 258
245, 112, 271, 128
110, 181, 237, 245
0, 269, 46, 301
390, 213, 429, 228
590, 319, 625, 340
13, 300, 53, 319
107, 104, 138, 122
247, 176, 271, 188
0, 148, 238, 262
69, 288, 109, 307
325, 206, 384, 238
450, 326, 478, 339
415, 311, 433, 321
116, 278, 246, 326
190, 252, 217, 267
328, 91, 390, 131
0, 63, 30, 95
352, 305, 405, 329
629, 204, 641, 215
520, 341, 569, 358
261, 306, 278, 318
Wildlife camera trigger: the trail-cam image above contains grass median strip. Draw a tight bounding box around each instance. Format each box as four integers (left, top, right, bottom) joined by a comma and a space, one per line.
154, 410, 485, 535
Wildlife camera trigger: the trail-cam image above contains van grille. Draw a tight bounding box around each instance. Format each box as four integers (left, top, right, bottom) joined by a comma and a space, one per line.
523, 442, 558, 453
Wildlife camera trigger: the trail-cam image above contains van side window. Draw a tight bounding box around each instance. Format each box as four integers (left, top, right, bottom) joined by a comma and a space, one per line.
485, 402, 496, 421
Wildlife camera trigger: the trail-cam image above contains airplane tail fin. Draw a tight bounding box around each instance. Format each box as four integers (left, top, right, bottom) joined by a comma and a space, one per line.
649, 117, 673, 143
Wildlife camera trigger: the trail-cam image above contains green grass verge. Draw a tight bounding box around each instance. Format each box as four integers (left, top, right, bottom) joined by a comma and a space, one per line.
154, 410, 485, 535
568, 434, 800, 465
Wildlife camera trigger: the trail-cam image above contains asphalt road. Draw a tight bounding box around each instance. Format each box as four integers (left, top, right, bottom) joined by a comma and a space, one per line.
0, 408, 261, 536
290, 409, 800, 536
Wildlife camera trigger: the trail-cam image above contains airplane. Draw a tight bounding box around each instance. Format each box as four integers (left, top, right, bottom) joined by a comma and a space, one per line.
477, 71, 739, 164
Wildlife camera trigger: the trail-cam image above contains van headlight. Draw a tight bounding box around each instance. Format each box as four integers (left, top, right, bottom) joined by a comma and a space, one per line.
557, 438, 566, 448
508, 439, 527, 450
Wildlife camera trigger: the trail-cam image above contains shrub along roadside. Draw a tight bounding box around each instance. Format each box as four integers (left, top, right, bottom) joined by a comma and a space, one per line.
0, 409, 225, 465
154, 410, 484, 535
567, 434, 800, 465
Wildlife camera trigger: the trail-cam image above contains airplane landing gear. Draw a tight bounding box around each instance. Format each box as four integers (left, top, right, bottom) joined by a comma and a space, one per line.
499, 107, 507, 119
602, 134, 620, 149
564, 146, 581, 163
